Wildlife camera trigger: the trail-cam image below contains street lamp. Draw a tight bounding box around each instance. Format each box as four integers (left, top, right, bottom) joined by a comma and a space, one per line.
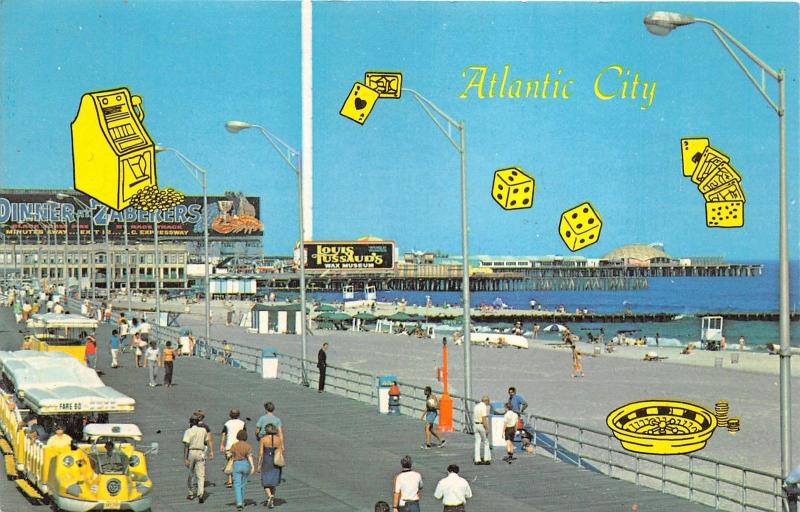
383, 88, 473, 425
643, 10, 792, 481
225, 120, 310, 386
57, 193, 98, 301
46, 200, 70, 294
154, 145, 211, 353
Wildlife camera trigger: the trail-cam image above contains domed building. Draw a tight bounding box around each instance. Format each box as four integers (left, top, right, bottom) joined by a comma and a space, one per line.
601, 243, 678, 266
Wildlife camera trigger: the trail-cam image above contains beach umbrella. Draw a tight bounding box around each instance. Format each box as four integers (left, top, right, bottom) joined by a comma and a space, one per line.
314, 311, 351, 321
407, 314, 426, 322
543, 323, 568, 333
317, 304, 338, 312
386, 312, 412, 322
354, 311, 377, 321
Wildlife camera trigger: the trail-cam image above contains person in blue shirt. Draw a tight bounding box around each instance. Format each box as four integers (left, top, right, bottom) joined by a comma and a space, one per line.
507, 387, 528, 416
109, 329, 121, 369
255, 402, 283, 441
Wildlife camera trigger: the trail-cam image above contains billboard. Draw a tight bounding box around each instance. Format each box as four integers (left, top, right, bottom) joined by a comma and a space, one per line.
303, 241, 396, 271
0, 190, 262, 242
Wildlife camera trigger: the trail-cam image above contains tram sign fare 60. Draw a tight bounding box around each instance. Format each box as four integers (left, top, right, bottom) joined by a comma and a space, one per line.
304, 241, 395, 271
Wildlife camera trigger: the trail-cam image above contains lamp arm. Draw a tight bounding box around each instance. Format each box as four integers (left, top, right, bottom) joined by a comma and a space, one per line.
706, 27, 780, 113
695, 18, 780, 79
169, 150, 207, 186
254, 126, 300, 175
402, 88, 463, 152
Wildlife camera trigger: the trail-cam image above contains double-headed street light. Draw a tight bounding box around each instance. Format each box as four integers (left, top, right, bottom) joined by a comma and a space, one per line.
154, 145, 211, 354
225, 120, 309, 386
644, 10, 792, 482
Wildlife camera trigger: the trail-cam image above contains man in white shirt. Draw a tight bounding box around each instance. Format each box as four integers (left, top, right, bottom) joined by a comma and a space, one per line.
139, 318, 152, 342
220, 408, 246, 487
392, 455, 422, 512
183, 416, 208, 503
502, 402, 519, 463
433, 464, 472, 511
472, 396, 491, 465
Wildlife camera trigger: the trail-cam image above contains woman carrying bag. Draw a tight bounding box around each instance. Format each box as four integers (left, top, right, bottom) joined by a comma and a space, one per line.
228, 429, 255, 511
257, 424, 284, 508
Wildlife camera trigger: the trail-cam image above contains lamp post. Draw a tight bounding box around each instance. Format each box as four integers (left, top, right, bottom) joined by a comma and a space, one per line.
124, 215, 131, 316
57, 193, 97, 301
154, 145, 211, 352
643, 10, 792, 481
47, 200, 70, 294
225, 120, 309, 386
387, 88, 473, 424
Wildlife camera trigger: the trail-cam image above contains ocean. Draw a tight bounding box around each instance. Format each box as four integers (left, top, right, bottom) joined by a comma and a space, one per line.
305, 261, 800, 348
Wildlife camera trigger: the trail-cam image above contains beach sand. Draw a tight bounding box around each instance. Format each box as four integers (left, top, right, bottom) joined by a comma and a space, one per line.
116, 296, 800, 475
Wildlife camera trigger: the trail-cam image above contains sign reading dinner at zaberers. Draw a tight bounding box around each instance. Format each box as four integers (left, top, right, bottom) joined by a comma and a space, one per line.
305, 241, 395, 271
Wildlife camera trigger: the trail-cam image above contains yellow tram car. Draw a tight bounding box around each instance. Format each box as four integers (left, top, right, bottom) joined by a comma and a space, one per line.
25, 313, 100, 364
0, 350, 156, 511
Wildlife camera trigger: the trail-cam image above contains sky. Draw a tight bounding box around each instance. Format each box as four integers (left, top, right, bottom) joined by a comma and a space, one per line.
1, 1, 798, 260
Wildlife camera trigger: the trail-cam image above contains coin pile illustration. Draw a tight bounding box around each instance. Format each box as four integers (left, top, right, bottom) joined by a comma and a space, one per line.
680, 138, 746, 228
714, 400, 729, 428
129, 185, 185, 212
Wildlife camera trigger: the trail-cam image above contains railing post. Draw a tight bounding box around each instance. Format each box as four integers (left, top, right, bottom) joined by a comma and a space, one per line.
716, 462, 721, 509
554, 422, 559, 461
662, 455, 666, 493
636, 455, 641, 486
741, 470, 746, 512
607, 436, 612, 477
578, 428, 583, 469
689, 457, 694, 501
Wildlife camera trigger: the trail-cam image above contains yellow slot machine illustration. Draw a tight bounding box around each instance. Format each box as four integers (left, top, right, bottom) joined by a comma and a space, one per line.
71, 87, 157, 210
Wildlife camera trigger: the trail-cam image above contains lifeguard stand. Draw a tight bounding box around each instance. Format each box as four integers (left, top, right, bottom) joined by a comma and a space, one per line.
365, 284, 377, 301
701, 316, 724, 350
71, 87, 157, 211
342, 285, 354, 300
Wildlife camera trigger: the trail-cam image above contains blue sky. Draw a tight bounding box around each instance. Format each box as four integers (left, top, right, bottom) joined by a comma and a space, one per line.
1, 1, 798, 260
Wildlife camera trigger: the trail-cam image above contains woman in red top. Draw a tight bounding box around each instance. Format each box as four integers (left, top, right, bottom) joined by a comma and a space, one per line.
85, 336, 98, 370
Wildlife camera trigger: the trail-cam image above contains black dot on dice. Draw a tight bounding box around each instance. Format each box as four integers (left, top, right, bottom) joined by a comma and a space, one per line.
511, 170, 518, 176
524, 187, 530, 193
579, 238, 585, 243
498, 184, 504, 190
588, 218, 594, 224
565, 231, 571, 238
513, 188, 518, 193
571, 213, 578, 219
522, 198, 529, 205
582, 207, 589, 213
496, 194, 503, 200
589, 234, 594, 239
576, 223, 583, 229
510, 200, 516, 206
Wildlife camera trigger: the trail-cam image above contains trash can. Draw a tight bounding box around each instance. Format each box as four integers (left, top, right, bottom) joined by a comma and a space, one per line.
377, 375, 396, 414
261, 348, 278, 379
490, 400, 507, 447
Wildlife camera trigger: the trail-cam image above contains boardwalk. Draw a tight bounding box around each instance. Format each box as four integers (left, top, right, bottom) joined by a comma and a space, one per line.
0, 308, 715, 512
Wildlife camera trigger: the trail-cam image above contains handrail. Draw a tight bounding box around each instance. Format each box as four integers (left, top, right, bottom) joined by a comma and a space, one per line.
67, 296, 785, 511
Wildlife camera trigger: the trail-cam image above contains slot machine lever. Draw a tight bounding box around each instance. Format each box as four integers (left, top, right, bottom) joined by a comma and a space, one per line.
131, 96, 145, 122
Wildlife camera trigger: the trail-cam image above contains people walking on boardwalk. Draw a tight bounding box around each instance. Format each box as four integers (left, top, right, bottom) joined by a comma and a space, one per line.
421, 386, 446, 449
85, 335, 98, 371
104, 303, 113, 323
433, 464, 472, 511
145, 340, 162, 387
507, 387, 528, 416
257, 423, 283, 508
502, 402, 518, 463
139, 316, 151, 342
109, 329, 120, 368
317, 342, 329, 392
571, 344, 585, 378
473, 396, 491, 465
163, 341, 176, 387
183, 415, 208, 503
256, 402, 283, 441
393, 455, 422, 512
221, 409, 247, 488
229, 429, 255, 511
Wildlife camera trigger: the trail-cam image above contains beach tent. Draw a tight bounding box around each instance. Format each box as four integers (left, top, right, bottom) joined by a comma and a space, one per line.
251, 303, 304, 334
544, 323, 568, 332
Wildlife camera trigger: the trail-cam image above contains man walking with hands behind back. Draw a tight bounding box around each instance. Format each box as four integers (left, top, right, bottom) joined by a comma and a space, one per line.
473, 396, 491, 465
434, 464, 472, 512
317, 343, 328, 392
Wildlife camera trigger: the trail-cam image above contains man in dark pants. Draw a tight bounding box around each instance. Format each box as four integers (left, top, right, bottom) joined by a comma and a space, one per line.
317, 342, 329, 392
